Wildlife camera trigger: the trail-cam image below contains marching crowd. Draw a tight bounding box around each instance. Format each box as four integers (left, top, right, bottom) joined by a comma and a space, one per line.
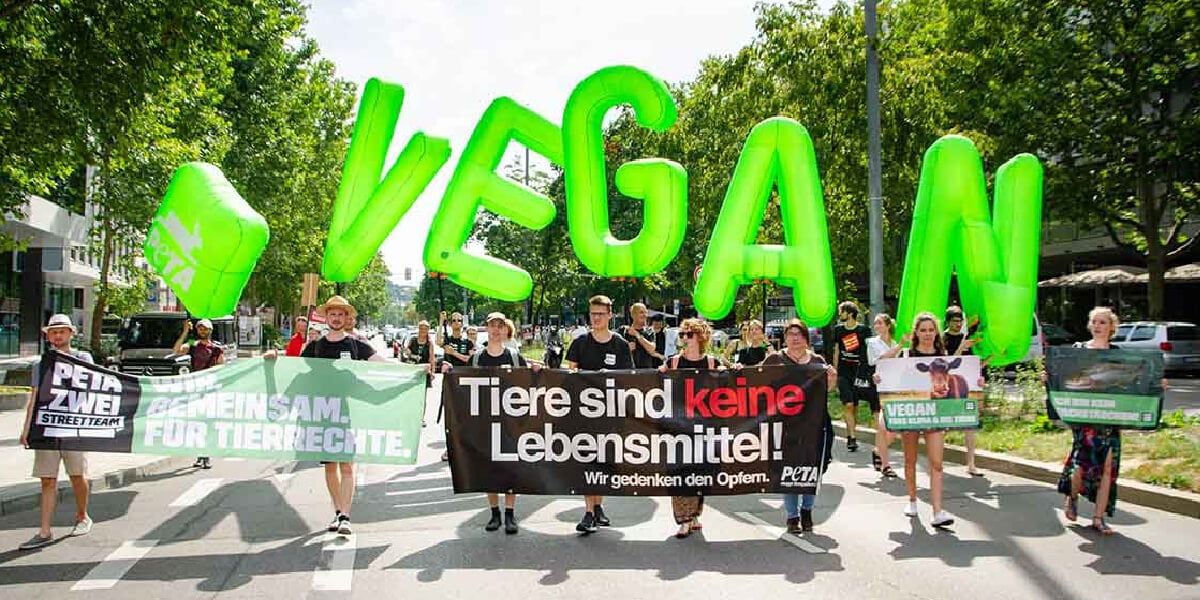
17, 292, 1135, 550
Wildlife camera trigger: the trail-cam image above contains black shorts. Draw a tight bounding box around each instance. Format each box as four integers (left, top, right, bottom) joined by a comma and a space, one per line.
837, 371, 858, 405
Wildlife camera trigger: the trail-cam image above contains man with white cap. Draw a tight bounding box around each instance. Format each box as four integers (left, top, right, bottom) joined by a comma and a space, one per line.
18, 314, 94, 550
268, 295, 388, 536
174, 317, 225, 469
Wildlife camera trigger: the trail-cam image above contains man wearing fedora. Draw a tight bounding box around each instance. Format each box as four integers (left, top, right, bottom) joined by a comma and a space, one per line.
283, 295, 388, 536
174, 317, 226, 470
18, 314, 95, 550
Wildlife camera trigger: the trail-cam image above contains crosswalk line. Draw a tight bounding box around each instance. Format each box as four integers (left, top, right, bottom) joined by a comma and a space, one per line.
312, 533, 357, 591
71, 539, 159, 591
735, 511, 826, 554
169, 478, 224, 507
384, 485, 454, 496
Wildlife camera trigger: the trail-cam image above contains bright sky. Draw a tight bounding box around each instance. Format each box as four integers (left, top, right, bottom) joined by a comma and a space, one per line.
305, 0, 776, 286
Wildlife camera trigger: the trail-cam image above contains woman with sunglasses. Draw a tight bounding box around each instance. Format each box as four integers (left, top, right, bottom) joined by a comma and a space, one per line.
660, 318, 722, 538
762, 319, 837, 534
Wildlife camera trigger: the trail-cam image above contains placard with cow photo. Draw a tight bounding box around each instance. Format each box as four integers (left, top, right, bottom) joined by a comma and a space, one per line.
1045, 346, 1164, 430
875, 355, 983, 431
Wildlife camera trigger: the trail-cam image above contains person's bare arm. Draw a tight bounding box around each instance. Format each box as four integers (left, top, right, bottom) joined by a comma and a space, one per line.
831, 343, 840, 369
173, 320, 191, 355
19, 386, 37, 447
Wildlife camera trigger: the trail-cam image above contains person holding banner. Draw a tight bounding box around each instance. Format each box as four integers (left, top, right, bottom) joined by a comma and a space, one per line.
762, 319, 836, 534
1057, 306, 1124, 535
876, 312, 956, 528
17, 315, 94, 550
174, 318, 225, 470
619, 303, 662, 369
268, 295, 388, 536
442, 311, 540, 534
565, 294, 634, 535
866, 313, 902, 478
660, 318, 723, 538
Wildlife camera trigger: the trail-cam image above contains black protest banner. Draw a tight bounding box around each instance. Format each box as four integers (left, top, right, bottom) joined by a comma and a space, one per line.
28, 350, 141, 452
443, 365, 829, 496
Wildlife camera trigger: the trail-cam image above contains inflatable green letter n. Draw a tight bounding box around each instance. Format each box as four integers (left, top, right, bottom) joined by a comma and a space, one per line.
895, 135, 1043, 365
323, 79, 451, 282
694, 118, 836, 324
562, 66, 688, 277
422, 98, 564, 301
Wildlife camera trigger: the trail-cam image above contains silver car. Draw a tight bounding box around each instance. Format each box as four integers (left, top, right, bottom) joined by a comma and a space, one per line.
1114, 321, 1200, 374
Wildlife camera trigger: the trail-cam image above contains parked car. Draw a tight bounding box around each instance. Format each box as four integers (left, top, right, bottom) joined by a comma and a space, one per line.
113, 312, 238, 376
1113, 321, 1200, 375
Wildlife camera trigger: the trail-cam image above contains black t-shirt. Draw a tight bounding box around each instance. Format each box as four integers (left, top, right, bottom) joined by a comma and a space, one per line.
651, 328, 667, 367
442, 334, 474, 366
566, 332, 634, 370
472, 347, 527, 367
944, 330, 967, 355
407, 337, 432, 362
618, 325, 656, 369
834, 323, 871, 371
301, 336, 376, 361
734, 344, 769, 366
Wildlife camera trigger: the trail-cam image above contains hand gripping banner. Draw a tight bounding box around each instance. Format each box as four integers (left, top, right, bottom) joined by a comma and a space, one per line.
442, 365, 830, 496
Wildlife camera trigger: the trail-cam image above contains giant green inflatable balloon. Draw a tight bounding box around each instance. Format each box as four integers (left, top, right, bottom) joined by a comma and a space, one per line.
422, 97, 564, 301
562, 65, 687, 276
146, 162, 270, 318
693, 118, 836, 324
895, 135, 1043, 365
323, 78, 450, 282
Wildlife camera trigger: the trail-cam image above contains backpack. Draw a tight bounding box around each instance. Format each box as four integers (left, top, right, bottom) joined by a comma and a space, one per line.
471, 348, 520, 367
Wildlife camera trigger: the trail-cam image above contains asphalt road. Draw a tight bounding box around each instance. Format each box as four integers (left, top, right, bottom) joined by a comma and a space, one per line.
0, 371, 1197, 600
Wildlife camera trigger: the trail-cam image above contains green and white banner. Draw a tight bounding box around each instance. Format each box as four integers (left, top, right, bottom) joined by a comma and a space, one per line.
875, 355, 983, 431
28, 350, 426, 464
1046, 346, 1164, 429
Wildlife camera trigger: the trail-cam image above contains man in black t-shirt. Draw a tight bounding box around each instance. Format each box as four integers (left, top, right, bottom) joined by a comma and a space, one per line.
832, 301, 872, 452
438, 311, 475, 366
270, 295, 387, 537
618, 302, 663, 369
943, 305, 977, 356
442, 311, 539, 534
565, 295, 633, 535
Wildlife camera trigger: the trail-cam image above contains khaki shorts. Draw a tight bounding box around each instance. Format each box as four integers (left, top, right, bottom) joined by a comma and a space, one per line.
32, 449, 88, 479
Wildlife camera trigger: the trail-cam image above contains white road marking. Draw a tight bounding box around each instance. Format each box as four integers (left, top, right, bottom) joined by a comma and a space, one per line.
383, 485, 454, 496
223, 457, 246, 462
311, 533, 357, 592
735, 511, 826, 554
71, 539, 160, 590
169, 478, 224, 507
274, 473, 297, 483
394, 495, 484, 508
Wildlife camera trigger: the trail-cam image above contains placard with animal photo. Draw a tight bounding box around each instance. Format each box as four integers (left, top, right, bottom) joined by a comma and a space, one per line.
1046, 346, 1164, 430
875, 355, 983, 431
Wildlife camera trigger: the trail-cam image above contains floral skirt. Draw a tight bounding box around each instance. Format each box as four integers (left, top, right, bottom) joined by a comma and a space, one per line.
1058, 425, 1121, 516
671, 496, 704, 524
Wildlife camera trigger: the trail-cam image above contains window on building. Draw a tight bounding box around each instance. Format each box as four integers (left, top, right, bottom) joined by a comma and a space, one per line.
74, 288, 84, 309
42, 248, 64, 272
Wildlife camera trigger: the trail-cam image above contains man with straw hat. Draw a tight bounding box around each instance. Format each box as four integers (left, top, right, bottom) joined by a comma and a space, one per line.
18, 314, 94, 550
270, 295, 387, 537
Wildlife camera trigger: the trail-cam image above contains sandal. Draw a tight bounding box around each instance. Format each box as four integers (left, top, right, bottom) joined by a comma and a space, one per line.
1091, 517, 1113, 535
1064, 495, 1078, 522
871, 451, 882, 471
881, 465, 898, 478
675, 521, 693, 538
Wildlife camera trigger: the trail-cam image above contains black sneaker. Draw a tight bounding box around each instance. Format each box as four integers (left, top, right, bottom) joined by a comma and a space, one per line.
193, 457, 206, 468
327, 514, 341, 532
846, 438, 858, 452
336, 515, 352, 536
576, 512, 597, 534
201, 457, 213, 469
800, 509, 814, 532
593, 504, 611, 526
785, 517, 801, 534
504, 512, 518, 535
485, 511, 502, 532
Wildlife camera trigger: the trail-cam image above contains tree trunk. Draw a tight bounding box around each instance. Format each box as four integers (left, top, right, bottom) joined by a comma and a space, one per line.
89, 216, 115, 354
1146, 236, 1166, 320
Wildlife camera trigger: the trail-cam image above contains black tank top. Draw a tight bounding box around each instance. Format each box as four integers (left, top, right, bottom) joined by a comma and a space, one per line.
672, 354, 715, 369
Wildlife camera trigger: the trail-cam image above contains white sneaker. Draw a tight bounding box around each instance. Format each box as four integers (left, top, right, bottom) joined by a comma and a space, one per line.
932, 510, 955, 528
70, 516, 93, 537
903, 501, 919, 517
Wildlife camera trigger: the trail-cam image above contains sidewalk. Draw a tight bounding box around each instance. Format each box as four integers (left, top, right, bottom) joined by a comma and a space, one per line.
0, 406, 193, 516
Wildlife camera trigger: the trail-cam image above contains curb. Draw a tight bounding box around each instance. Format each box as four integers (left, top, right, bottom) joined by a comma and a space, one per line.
0, 455, 195, 517
831, 421, 1200, 519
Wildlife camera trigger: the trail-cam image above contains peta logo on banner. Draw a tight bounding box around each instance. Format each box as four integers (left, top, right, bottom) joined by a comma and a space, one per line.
38, 360, 127, 439
779, 465, 820, 488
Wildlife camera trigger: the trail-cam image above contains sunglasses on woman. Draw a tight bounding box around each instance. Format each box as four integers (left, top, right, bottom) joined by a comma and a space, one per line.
680, 331, 695, 339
